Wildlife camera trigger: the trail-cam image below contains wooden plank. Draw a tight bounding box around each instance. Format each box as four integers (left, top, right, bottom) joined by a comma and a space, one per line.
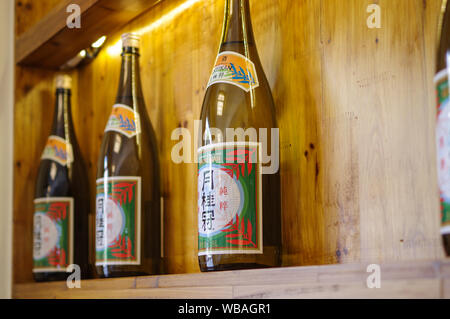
0, 0, 14, 299
15, 0, 161, 69
13, 260, 447, 299
321, 0, 443, 264
151, 261, 440, 289
15, 276, 136, 293
232, 279, 441, 299
269, 0, 327, 267
14, 286, 232, 299
137, 266, 320, 289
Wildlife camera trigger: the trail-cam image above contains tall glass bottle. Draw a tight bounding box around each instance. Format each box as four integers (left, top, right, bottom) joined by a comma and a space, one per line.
33, 75, 90, 281
436, 0, 450, 256
198, 0, 281, 271
96, 33, 161, 277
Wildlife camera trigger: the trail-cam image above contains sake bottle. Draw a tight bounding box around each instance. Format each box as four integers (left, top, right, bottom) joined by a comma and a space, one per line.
198, 0, 282, 271
436, 0, 450, 256
33, 75, 90, 281
95, 33, 161, 277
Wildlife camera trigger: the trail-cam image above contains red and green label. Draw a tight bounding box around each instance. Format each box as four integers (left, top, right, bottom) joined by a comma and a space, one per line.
197, 142, 262, 256
33, 198, 73, 273
95, 176, 141, 265
436, 69, 450, 234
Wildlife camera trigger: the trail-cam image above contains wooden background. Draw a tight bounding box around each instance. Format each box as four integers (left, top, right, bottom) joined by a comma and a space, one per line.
13, 0, 446, 283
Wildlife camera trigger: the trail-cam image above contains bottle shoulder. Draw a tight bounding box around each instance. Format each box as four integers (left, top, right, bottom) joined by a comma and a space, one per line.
35, 160, 70, 198
202, 43, 276, 124
96, 130, 158, 178
200, 80, 277, 128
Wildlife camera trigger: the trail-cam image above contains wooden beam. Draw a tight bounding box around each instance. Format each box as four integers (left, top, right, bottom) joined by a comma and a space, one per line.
15, 0, 161, 69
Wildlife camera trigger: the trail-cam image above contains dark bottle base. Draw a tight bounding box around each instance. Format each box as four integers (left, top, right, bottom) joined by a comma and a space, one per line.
33, 265, 91, 282
96, 270, 150, 278
199, 262, 271, 272
443, 234, 450, 256
33, 272, 69, 282
96, 262, 160, 278
198, 248, 281, 272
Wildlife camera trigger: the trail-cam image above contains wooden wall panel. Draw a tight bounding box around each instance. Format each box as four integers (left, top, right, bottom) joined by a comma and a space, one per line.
15, 0, 63, 36
321, 0, 442, 263
13, 0, 446, 283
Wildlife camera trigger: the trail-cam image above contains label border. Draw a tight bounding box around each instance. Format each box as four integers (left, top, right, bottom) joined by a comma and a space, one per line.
104, 104, 140, 139
435, 69, 448, 83
197, 141, 263, 256
32, 197, 74, 273
207, 51, 260, 93
41, 135, 73, 167
95, 176, 142, 266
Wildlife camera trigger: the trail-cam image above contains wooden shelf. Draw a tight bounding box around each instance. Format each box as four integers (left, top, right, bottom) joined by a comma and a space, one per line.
13, 259, 450, 299
12, 0, 447, 301
15, 0, 161, 69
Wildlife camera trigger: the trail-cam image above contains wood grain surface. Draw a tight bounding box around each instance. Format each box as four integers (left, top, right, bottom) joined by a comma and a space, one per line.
13, 259, 449, 299
15, 0, 162, 68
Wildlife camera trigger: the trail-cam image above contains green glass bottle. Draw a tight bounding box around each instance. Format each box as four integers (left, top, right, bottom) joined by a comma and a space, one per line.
198, 0, 281, 271
95, 33, 161, 277
33, 75, 90, 281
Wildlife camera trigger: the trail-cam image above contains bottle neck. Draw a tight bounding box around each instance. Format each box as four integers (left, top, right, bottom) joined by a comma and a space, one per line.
51, 89, 73, 139
115, 47, 144, 107
220, 0, 255, 50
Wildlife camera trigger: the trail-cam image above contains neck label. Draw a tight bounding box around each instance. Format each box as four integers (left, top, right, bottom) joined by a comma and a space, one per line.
207, 51, 259, 92
104, 104, 139, 138
41, 135, 73, 166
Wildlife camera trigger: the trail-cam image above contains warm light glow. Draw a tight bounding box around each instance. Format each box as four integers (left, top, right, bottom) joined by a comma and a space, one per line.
79, 49, 86, 58
92, 35, 107, 48
105, 0, 201, 56
217, 93, 225, 116
136, 0, 201, 35
106, 39, 122, 56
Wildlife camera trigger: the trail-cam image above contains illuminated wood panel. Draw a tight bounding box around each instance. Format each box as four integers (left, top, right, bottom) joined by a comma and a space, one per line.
15, 0, 162, 69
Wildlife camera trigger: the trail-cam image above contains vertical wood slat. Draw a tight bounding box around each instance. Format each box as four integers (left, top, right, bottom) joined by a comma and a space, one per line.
13, 0, 445, 284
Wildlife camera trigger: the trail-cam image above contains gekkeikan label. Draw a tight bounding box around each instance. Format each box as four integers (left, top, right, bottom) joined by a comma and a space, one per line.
197, 142, 262, 256
41, 135, 73, 166
207, 51, 259, 92
95, 176, 141, 266
104, 104, 139, 138
33, 197, 74, 273
435, 69, 450, 235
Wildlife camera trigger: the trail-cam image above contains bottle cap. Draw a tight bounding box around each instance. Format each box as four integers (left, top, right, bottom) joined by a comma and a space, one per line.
122, 33, 140, 49
55, 74, 72, 89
